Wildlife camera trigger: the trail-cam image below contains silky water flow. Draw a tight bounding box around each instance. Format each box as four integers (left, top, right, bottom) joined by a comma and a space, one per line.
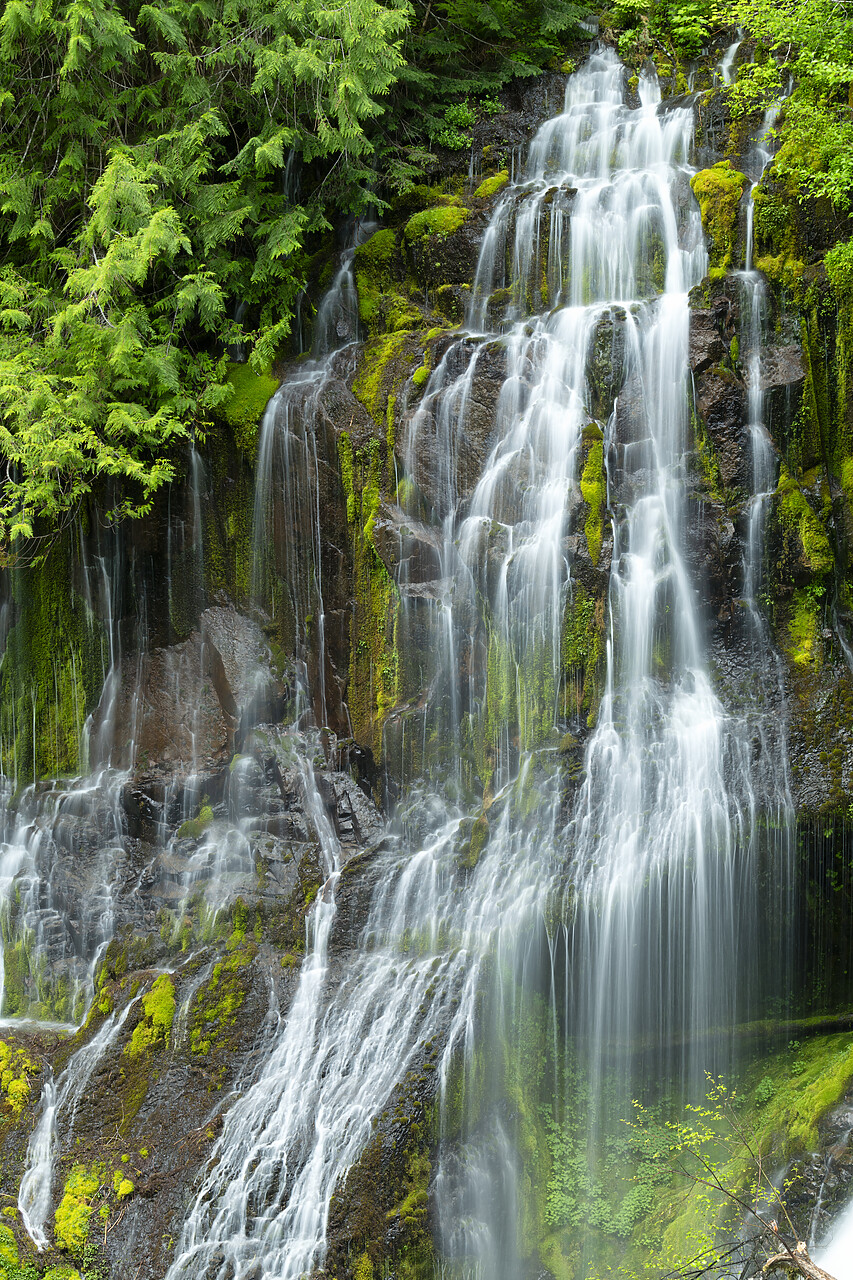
163, 47, 796, 1280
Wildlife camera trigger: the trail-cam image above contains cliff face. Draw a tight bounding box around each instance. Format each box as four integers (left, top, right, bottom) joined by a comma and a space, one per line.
1, 32, 853, 1280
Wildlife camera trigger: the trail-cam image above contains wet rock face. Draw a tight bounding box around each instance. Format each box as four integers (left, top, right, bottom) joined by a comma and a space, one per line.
689, 300, 750, 493
784, 1093, 853, 1245
399, 338, 508, 520
100, 605, 287, 785
0, 716, 387, 1278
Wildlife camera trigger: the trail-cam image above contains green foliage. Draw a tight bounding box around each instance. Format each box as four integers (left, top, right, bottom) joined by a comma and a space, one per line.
729, 0, 853, 209
825, 238, 853, 303
433, 101, 477, 150
0, 0, 410, 546
610, 0, 715, 61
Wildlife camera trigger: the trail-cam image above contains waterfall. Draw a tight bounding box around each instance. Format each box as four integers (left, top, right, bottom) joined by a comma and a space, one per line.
165, 45, 796, 1280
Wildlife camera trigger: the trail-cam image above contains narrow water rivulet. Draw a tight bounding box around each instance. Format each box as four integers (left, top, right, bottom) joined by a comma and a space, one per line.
162, 47, 798, 1280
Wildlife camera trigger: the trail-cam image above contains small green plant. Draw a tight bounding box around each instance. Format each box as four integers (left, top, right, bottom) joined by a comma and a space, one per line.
433, 101, 477, 149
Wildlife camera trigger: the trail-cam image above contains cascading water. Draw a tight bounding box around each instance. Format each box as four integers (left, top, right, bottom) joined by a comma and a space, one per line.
165, 45, 797, 1280
252, 226, 367, 730
18, 998, 139, 1248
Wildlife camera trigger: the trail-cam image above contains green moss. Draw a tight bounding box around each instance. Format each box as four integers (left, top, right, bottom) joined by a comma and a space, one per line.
126, 974, 176, 1058
580, 438, 605, 567
0, 1039, 36, 1114
0, 537, 107, 780
177, 803, 214, 840
459, 812, 490, 870
354, 1252, 374, 1280
353, 228, 398, 327
412, 360, 430, 389
776, 467, 834, 575
474, 171, 509, 199
0, 1224, 17, 1268
690, 162, 747, 274
352, 331, 415, 426
54, 1163, 103, 1255
787, 587, 822, 666
188, 943, 255, 1063
345, 438, 401, 758
403, 204, 469, 243
219, 360, 278, 459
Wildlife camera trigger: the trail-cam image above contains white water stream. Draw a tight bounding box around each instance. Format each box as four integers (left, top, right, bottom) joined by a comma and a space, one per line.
164, 46, 796, 1280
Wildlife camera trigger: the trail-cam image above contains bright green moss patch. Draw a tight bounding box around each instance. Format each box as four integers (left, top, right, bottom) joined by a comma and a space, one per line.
353, 228, 398, 327
177, 803, 213, 840
0, 1224, 17, 1268
776, 467, 833, 575
0, 1040, 36, 1114
475, 171, 509, 199
580, 439, 605, 566
787, 586, 822, 666
690, 162, 747, 274
220, 361, 278, 459
189, 944, 255, 1060
403, 204, 469, 243
54, 1163, 103, 1254
126, 974, 176, 1058
352, 330, 417, 428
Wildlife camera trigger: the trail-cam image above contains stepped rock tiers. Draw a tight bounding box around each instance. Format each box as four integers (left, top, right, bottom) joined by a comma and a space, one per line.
0, 33, 853, 1280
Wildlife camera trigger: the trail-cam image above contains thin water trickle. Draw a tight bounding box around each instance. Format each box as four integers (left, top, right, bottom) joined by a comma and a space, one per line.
19, 999, 139, 1248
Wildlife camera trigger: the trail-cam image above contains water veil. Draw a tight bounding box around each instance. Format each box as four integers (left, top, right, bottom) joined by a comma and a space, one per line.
165, 46, 796, 1280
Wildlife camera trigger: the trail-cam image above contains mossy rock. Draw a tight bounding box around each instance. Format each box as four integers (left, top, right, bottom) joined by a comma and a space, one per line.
474, 170, 509, 200
353, 229, 421, 335
126, 974, 176, 1058
54, 1163, 104, 1255
690, 161, 748, 276
219, 361, 279, 458
403, 204, 469, 244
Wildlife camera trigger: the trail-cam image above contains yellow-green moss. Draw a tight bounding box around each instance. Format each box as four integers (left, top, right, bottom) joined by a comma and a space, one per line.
403, 204, 469, 243
188, 943, 255, 1061
787, 587, 822, 666
474, 171, 509, 199
354, 1252, 374, 1280
113, 1174, 134, 1200
354, 229, 396, 319
345, 439, 401, 757
0, 539, 107, 781
580, 439, 606, 566
177, 802, 213, 840
690, 162, 747, 275
352, 331, 414, 426
0, 1040, 36, 1114
220, 361, 278, 459
776, 467, 833, 575
126, 974, 176, 1058
0, 1224, 17, 1268
54, 1163, 103, 1254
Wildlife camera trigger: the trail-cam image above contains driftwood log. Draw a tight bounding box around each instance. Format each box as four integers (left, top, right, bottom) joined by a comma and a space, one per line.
763, 1240, 837, 1280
